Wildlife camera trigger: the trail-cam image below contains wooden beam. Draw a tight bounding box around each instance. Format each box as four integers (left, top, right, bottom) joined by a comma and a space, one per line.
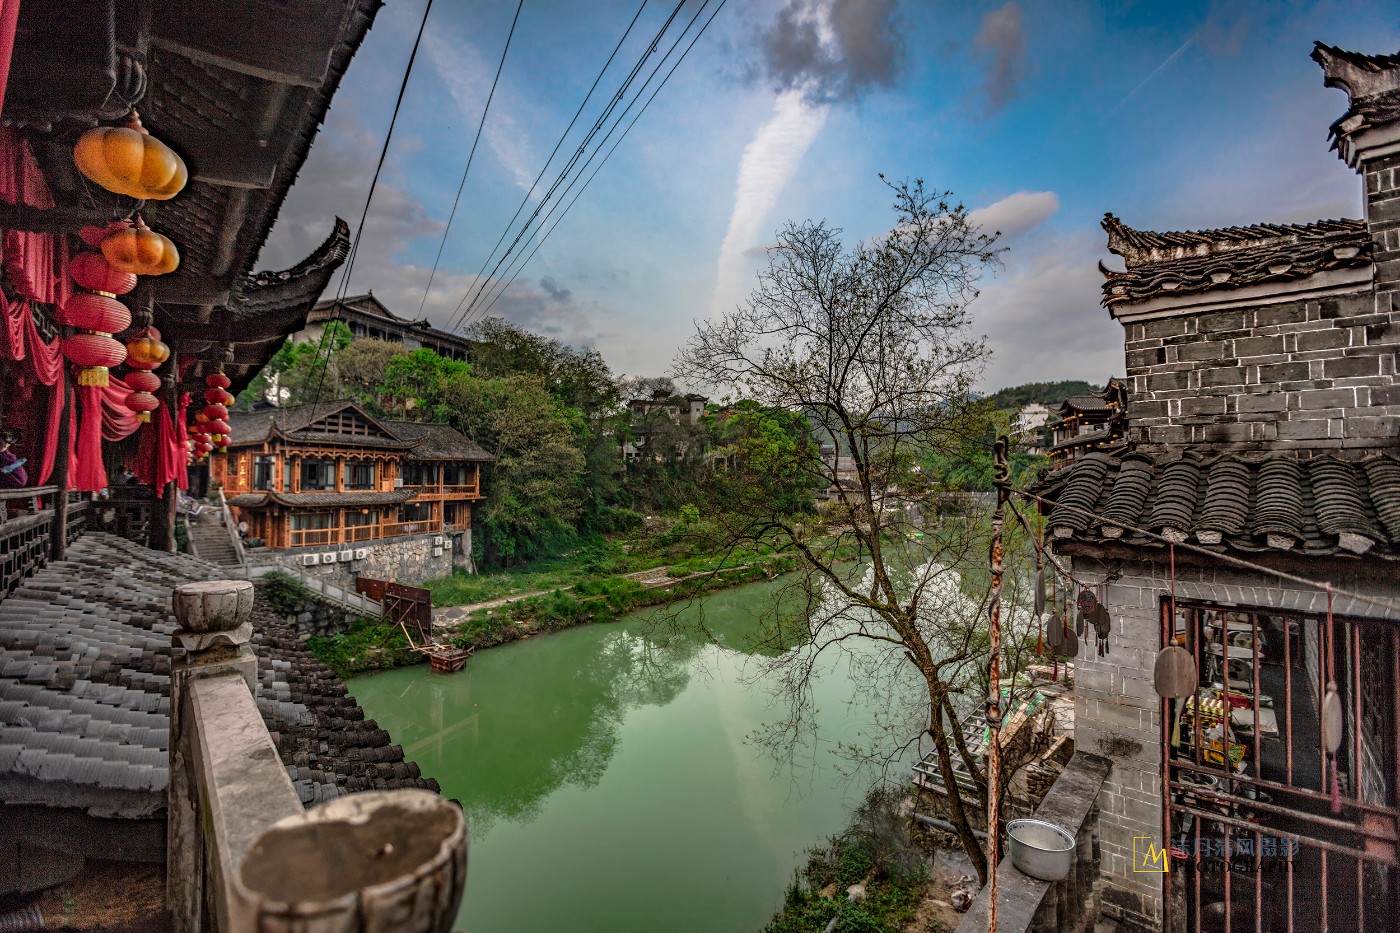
152, 276, 230, 307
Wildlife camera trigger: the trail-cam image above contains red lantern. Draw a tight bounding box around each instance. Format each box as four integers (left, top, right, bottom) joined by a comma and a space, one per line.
202, 403, 228, 421
204, 387, 234, 406
79, 220, 130, 249
59, 292, 131, 333
125, 370, 161, 393
206, 372, 231, 390
125, 391, 159, 422
63, 332, 126, 385
71, 251, 138, 296
206, 419, 231, 435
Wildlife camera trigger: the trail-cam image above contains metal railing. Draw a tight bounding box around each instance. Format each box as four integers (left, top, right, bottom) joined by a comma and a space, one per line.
215, 488, 247, 567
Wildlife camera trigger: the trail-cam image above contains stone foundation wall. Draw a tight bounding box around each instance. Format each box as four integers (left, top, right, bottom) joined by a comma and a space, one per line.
253, 532, 467, 588
1065, 554, 1398, 931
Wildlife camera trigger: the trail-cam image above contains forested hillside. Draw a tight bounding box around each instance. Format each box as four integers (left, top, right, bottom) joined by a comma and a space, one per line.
983, 380, 1102, 410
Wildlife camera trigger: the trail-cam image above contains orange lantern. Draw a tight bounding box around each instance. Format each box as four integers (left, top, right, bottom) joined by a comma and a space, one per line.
125, 326, 170, 371
102, 216, 179, 276
73, 111, 187, 201
63, 332, 126, 385
70, 251, 137, 296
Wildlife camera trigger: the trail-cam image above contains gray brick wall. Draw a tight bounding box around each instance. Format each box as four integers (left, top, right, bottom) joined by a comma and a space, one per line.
1116, 149, 1400, 455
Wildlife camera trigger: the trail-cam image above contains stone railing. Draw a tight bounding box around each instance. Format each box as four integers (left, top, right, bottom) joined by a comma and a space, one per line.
955, 753, 1112, 933
214, 488, 247, 567
167, 580, 465, 932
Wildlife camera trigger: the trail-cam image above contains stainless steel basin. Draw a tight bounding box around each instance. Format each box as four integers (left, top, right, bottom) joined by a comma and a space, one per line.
1006, 818, 1075, 881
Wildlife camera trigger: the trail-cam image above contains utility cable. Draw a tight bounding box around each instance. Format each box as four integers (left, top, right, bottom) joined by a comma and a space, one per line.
464, 0, 727, 329
307, 0, 436, 410
443, 0, 685, 334
414, 0, 525, 320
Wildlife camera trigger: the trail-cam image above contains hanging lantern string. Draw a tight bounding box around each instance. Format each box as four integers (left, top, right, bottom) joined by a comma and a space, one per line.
1009, 488, 1400, 618
1006, 497, 1112, 596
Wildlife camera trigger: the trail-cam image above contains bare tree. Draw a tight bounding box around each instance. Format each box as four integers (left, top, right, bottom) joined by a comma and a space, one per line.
671, 178, 1026, 880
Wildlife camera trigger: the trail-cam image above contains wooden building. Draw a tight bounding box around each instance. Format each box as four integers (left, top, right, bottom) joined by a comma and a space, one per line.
215, 402, 492, 549
1045, 378, 1128, 469
295, 292, 477, 360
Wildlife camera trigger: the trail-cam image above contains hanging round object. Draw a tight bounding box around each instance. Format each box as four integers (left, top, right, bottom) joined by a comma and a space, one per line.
206, 419, 231, 436
73, 111, 188, 201
204, 387, 234, 406
101, 217, 179, 276
63, 332, 127, 386
1034, 568, 1046, 616
125, 326, 170, 370
125, 369, 162, 393
205, 372, 231, 390
1077, 587, 1098, 615
1321, 684, 1344, 755
79, 220, 132, 249
202, 403, 228, 421
195, 412, 210, 424
58, 291, 131, 334
70, 250, 137, 296
1045, 615, 1064, 649
1153, 646, 1198, 698
1062, 628, 1080, 657
125, 391, 160, 422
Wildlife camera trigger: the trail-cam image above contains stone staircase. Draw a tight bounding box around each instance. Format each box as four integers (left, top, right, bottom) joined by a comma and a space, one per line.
186, 515, 241, 569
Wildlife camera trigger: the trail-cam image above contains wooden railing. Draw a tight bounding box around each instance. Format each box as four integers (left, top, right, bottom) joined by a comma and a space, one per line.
167, 581, 465, 932
0, 487, 90, 596
288, 518, 444, 548
437, 484, 480, 497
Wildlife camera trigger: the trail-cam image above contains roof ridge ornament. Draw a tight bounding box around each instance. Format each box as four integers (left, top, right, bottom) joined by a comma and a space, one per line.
1312, 42, 1400, 170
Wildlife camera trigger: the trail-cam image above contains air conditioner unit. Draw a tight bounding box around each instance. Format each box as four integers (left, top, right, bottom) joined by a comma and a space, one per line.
432, 547, 443, 558
302, 553, 320, 566
394, 478, 404, 488
322, 551, 338, 563
432, 536, 443, 546
353, 548, 368, 560
339, 551, 353, 563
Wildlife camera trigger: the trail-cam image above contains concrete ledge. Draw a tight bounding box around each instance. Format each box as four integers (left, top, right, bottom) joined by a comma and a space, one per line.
956, 752, 1113, 933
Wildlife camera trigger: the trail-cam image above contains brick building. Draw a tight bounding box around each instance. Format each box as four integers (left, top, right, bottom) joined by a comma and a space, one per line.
1037, 44, 1400, 931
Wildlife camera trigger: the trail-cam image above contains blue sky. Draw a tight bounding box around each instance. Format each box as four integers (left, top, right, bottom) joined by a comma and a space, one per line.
257, 0, 1398, 391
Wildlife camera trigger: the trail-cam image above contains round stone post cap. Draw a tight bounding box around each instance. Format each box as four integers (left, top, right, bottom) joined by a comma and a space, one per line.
172, 580, 255, 633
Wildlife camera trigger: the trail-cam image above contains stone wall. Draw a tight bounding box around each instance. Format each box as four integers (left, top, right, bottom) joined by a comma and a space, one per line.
1119, 288, 1399, 453
1065, 552, 1399, 931
255, 531, 466, 588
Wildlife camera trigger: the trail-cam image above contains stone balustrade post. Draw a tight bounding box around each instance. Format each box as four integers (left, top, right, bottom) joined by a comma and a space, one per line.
168, 580, 257, 933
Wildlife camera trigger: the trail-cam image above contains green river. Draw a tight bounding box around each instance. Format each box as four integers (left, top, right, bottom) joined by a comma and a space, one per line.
349, 578, 909, 932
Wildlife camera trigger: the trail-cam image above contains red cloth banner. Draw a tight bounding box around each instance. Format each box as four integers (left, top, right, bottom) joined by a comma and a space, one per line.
71, 385, 106, 492
0, 0, 21, 114
0, 126, 69, 305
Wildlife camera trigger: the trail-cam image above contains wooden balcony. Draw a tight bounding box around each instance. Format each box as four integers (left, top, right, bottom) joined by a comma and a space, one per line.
288, 518, 444, 548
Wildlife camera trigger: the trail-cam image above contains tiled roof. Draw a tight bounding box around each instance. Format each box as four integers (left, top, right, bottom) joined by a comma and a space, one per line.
0, 534, 436, 819
1039, 449, 1400, 559
1062, 396, 1110, 413
228, 403, 414, 449
1099, 214, 1372, 308
227, 487, 424, 509
1312, 43, 1400, 162
386, 422, 496, 461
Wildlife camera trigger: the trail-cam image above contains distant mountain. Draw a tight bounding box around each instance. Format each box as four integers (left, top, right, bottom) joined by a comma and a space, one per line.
983, 380, 1103, 410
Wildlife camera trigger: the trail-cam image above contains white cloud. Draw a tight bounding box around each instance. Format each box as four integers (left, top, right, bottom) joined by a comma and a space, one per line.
971, 229, 1123, 391
969, 190, 1059, 241
711, 88, 830, 315
423, 29, 537, 195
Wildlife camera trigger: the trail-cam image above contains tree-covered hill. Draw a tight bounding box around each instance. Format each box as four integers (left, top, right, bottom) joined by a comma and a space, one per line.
983, 380, 1102, 410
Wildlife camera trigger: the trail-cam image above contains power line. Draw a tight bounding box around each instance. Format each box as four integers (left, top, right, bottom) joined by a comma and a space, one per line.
465, 0, 728, 330
440, 0, 650, 331
414, 0, 525, 320
308, 0, 436, 410
443, 0, 686, 334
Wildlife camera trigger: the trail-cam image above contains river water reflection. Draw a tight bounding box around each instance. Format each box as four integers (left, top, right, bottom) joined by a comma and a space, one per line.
349, 578, 907, 932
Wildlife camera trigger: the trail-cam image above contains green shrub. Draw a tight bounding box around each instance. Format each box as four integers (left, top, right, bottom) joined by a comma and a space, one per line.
256, 571, 313, 615
307, 616, 418, 678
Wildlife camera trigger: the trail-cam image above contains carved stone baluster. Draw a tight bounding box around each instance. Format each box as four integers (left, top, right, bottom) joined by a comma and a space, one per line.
168, 580, 257, 933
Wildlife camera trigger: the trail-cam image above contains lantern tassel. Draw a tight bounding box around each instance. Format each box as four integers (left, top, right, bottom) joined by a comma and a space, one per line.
137, 411, 150, 423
